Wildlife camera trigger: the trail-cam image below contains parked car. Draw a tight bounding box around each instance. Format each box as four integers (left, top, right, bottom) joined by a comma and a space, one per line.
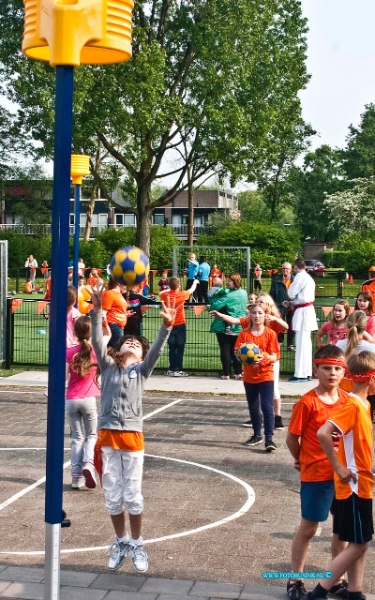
305, 259, 326, 277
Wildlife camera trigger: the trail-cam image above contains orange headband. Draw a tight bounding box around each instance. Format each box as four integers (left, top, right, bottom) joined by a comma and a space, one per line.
314, 358, 347, 368
345, 369, 375, 383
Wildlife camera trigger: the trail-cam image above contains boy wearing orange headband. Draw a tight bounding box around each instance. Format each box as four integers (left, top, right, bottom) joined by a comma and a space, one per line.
286, 345, 349, 600
304, 352, 375, 600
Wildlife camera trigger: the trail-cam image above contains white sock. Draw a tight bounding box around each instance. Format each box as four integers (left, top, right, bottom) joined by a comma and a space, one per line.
130, 536, 143, 546
117, 533, 130, 544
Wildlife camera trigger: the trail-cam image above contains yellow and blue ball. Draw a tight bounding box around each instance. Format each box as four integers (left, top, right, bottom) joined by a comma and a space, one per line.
109, 246, 150, 286
237, 342, 262, 366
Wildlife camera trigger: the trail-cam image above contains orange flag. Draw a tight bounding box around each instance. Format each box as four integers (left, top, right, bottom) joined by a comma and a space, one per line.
267, 270, 272, 277
37, 302, 49, 315
151, 270, 158, 276
11, 299, 23, 313
321, 306, 333, 318
194, 306, 206, 317
141, 306, 153, 314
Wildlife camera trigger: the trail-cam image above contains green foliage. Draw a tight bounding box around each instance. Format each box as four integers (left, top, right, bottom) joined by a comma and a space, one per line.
322, 251, 350, 269
288, 145, 345, 242
78, 239, 110, 269
149, 225, 180, 271
329, 232, 375, 272
0, 231, 51, 267
197, 222, 300, 268
95, 228, 136, 256
324, 177, 375, 238
342, 104, 375, 180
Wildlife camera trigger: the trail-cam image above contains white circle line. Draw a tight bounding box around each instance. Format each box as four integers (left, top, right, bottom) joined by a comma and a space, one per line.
0, 453, 255, 556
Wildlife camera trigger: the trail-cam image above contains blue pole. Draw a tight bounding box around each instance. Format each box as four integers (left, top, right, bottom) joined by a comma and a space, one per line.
45, 65, 74, 525
73, 184, 80, 289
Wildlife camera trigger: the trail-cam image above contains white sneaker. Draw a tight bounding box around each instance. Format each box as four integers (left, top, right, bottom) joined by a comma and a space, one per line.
71, 476, 85, 490
164, 370, 174, 376
106, 537, 131, 571
173, 371, 188, 377
130, 543, 149, 573
82, 463, 97, 489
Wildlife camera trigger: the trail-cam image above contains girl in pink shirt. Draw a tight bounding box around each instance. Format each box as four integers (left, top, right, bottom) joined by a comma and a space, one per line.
316, 300, 350, 348
66, 286, 81, 348
66, 316, 102, 490
355, 291, 375, 340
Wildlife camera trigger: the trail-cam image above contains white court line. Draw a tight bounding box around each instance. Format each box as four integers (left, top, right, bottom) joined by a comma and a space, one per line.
0, 453, 255, 555
0, 399, 184, 513
0, 460, 71, 512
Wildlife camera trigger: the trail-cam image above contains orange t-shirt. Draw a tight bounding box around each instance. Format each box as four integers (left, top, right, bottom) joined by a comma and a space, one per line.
25, 282, 32, 293
239, 316, 285, 359
102, 290, 128, 328
210, 268, 221, 278
288, 388, 350, 482
78, 286, 92, 315
234, 327, 279, 383
96, 429, 144, 452
328, 393, 373, 499
159, 289, 190, 326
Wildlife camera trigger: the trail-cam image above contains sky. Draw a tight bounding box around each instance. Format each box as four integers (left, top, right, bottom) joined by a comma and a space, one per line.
300, 0, 375, 152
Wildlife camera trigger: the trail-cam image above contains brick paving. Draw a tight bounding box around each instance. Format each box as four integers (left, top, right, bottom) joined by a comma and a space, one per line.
0, 383, 374, 599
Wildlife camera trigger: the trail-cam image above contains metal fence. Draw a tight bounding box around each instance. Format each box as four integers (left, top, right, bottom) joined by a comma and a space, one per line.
6, 297, 339, 374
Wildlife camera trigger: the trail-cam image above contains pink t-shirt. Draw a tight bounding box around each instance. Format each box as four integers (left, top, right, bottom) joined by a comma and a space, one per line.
366, 314, 375, 338
320, 321, 348, 345
66, 345, 100, 400
66, 307, 81, 348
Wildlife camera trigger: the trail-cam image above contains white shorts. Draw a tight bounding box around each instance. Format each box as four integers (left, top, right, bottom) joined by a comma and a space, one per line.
101, 446, 144, 516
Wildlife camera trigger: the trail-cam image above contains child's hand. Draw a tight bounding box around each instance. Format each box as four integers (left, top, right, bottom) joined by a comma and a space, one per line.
160, 300, 176, 326
336, 464, 357, 484
209, 310, 221, 318
88, 287, 103, 311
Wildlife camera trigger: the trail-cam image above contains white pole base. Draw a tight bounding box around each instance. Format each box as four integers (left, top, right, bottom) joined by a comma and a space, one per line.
44, 522, 61, 600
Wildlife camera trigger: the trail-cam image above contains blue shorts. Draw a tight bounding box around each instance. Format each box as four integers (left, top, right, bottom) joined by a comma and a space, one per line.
300, 480, 335, 523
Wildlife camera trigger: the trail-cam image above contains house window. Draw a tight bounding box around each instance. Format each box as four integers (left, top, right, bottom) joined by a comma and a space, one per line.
154, 213, 165, 225
70, 214, 75, 226
124, 214, 136, 226
115, 214, 124, 225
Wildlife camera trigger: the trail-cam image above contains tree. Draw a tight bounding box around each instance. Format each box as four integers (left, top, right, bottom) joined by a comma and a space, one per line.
288, 145, 345, 242
256, 120, 315, 222
342, 104, 375, 180
4, 164, 52, 225
0, 0, 310, 255
323, 177, 375, 238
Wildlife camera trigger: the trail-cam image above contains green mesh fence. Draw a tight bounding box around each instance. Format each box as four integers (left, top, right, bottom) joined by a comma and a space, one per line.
6, 298, 341, 375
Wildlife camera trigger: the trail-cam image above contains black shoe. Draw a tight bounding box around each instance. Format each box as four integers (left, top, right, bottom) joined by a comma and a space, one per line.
274, 415, 284, 430
328, 580, 348, 598
243, 434, 263, 446
265, 438, 277, 452
287, 580, 307, 600
241, 420, 252, 427
288, 376, 308, 382
288, 345, 296, 351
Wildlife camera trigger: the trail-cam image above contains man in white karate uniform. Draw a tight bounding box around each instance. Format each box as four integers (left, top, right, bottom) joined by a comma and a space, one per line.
284, 259, 318, 382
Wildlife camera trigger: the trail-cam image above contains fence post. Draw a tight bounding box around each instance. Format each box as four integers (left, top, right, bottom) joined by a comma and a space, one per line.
337, 271, 344, 298
16, 269, 20, 294
5, 298, 12, 369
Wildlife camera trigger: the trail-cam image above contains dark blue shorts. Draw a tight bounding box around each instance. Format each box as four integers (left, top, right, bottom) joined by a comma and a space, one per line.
300, 480, 335, 523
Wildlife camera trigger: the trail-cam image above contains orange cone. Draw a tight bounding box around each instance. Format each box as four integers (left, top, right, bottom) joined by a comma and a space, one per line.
349, 274, 354, 284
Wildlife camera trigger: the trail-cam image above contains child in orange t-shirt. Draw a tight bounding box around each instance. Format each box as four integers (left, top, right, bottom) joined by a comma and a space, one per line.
312, 351, 375, 600
102, 279, 128, 349
234, 304, 279, 451
285, 345, 350, 600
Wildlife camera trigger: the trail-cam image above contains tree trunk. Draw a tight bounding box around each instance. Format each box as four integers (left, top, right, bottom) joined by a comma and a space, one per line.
84, 183, 98, 242
187, 166, 194, 246
135, 187, 152, 256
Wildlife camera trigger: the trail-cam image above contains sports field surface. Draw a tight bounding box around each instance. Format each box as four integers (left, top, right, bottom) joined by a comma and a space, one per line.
1, 388, 375, 594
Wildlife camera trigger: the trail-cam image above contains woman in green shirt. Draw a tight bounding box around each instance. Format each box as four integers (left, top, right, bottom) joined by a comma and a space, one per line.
209, 273, 248, 379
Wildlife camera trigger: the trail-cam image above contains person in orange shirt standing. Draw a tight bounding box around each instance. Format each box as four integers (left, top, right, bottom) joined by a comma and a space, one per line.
160, 276, 199, 376
285, 346, 349, 600
311, 352, 375, 600
102, 279, 128, 349
234, 304, 279, 451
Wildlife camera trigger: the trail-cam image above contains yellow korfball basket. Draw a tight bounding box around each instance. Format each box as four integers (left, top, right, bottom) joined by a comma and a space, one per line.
22, 0, 134, 67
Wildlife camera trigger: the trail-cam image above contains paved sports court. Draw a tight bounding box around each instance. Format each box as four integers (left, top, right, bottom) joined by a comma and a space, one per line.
0, 385, 375, 598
